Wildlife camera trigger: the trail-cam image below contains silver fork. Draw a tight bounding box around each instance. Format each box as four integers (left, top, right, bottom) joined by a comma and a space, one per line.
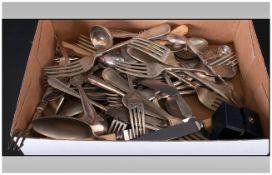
128, 38, 174, 64
108, 119, 127, 135
44, 56, 96, 78
113, 47, 217, 78
76, 34, 96, 53
127, 102, 145, 138
208, 52, 238, 67
169, 71, 225, 111
127, 75, 146, 138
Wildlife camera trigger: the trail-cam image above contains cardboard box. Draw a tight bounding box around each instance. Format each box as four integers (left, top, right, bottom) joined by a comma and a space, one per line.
11, 20, 269, 155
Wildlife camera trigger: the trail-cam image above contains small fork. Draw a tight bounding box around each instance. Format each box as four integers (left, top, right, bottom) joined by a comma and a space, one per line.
44, 56, 96, 78
127, 102, 145, 138
113, 52, 216, 79
208, 52, 238, 67
108, 119, 127, 135
168, 71, 226, 111
128, 38, 173, 64
76, 34, 96, 53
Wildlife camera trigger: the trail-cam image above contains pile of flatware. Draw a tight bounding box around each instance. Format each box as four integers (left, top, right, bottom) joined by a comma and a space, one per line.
10, 23, 246, 150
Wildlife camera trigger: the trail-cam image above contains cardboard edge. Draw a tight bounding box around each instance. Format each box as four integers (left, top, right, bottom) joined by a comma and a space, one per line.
11, 21, 43, 133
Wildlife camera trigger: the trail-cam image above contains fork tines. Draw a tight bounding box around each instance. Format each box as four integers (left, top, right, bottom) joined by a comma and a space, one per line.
122, 129, 134, 141
114, 60, 150, 78
77, 34, 96, 53
8, 130, 25, 151
128, 38, 170, 63
108, 119, 127, 134
44, 56, 94, 78
128, 102, 145, 138
208, 52, 238, 67
208, 94, 225, 111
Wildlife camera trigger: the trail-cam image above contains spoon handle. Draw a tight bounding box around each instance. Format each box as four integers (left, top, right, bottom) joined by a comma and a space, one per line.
109, 29, 137, 38
171, 68, 233, 103
96, 24, 172, 57
138, 23, 171, 40
47, 77, 108, 111
77, 85, 97, 124
87, 75, 125, 96
166, 67, 216, 77
62, 41, 92, 56
167, 71, 198, 89
102, 67, 131, 92
163, 71, 193, 119
186, 39, 226, 83
125, 92, 182, 126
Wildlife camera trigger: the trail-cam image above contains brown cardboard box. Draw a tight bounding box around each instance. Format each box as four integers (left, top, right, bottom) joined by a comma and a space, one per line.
11, 20, 269, 141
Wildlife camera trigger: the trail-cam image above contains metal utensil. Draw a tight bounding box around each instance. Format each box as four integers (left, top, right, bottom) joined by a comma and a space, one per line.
58, 101, 83, 117
90, 25, 114, 52
163, 71, 193, 118
113, 47, 216, 78
186, 38, 226, 82
47, 77, 107, 111
44, 56, 96, 78
208, 52, 238, 66
108, 119, 127, 135
174, 37, 209, 59
103, 23, 171, 40
61, 41, 92, 56
127, 102, 145, 138
128, 38, 179, 66
87, 75, 181, 126
76, 34, 96, 53
195, 62, 238, 79
101, 68, 181, 122
168, 71, 225, 111
105, 106, 163, 130
32, 116, 94, 140
217, 45, 232, 56
174, 63, 237, 105
70, 75, 96, 124
8, 88, 62, 150
135, 117, 202, 141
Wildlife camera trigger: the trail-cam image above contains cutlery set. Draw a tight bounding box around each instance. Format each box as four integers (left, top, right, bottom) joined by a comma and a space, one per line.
9, 23, 263, 151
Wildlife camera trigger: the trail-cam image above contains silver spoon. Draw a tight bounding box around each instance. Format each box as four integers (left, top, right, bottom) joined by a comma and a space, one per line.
175, 37, 209, 59
90, 25, 113, 52
70, 75, 108, 136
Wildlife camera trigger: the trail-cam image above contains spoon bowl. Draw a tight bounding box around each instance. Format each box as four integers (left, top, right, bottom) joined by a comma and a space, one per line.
32, 116, 93, 140
175, 37, 208, 59
90, 25, 113, 52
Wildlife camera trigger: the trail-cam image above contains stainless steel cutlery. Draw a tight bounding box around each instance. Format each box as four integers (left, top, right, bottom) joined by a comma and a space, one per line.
11, 23, 248, 147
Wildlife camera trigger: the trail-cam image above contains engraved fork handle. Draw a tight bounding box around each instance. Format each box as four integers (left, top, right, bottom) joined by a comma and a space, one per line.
47, 77, 108, 111
96, 24, 172, 57
76, 84, 97, 124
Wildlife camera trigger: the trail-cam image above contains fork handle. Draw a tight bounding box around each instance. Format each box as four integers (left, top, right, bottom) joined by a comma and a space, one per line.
48, 77, 108, 111
62, 41, 92, 56
171, 68, 233, 103
96, 24, 172, 57
166, 67, 216, 77
87, 75, 125, 96
167, 71, 198, 89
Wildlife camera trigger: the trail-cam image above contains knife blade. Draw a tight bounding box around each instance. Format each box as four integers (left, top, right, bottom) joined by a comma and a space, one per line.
135, 117, 202, 141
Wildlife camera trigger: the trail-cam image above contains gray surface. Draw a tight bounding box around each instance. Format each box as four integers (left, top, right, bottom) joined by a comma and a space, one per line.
2, 1, 270, 173
3, 2, 270, 19
2, 156, 270, 172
